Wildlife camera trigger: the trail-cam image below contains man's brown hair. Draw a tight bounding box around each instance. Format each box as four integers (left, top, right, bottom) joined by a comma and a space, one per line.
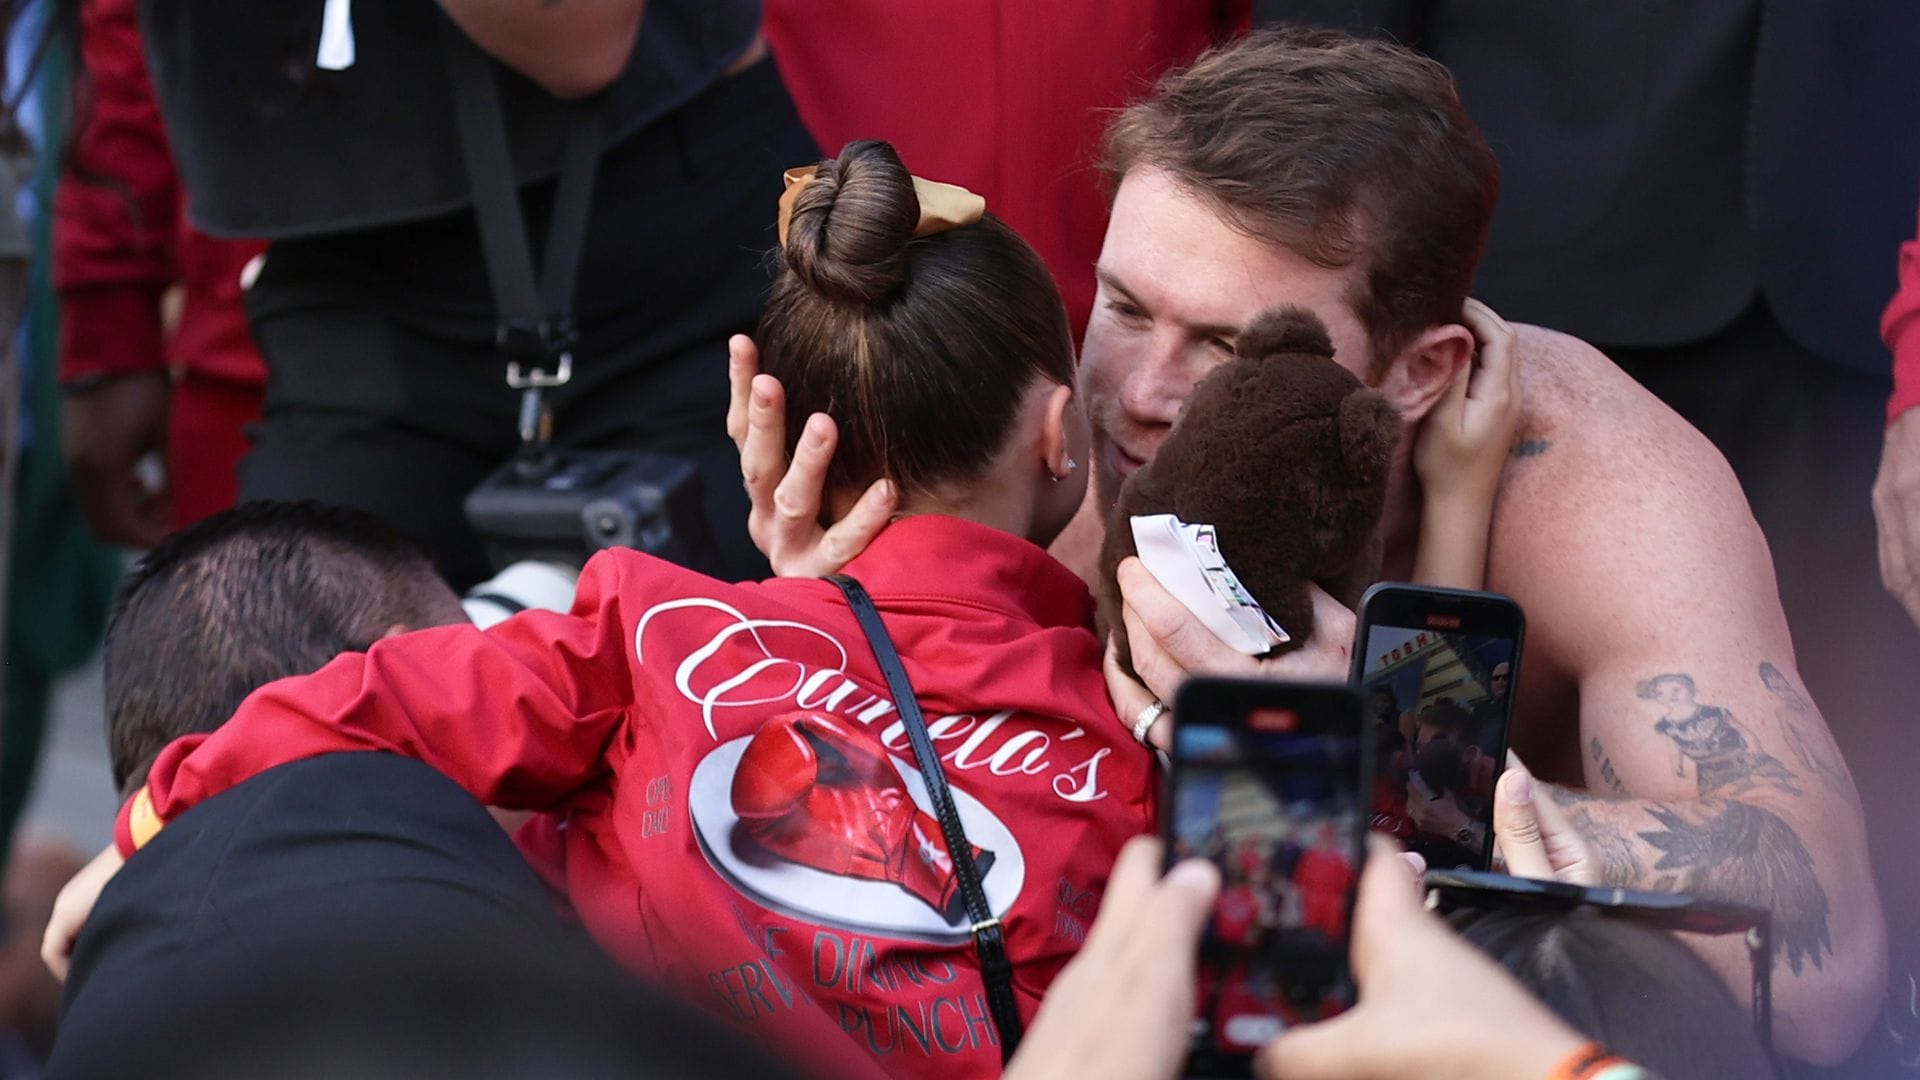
1103, 24, 1500, 371
759, 139, 1076, 497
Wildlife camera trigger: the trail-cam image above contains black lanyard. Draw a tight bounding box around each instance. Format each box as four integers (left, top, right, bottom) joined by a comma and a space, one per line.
828, 575, 1024, 1063
438, 15, 603, 447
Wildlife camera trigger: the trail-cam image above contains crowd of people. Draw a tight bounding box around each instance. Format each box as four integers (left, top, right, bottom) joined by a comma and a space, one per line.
2, 2, 1919, 1078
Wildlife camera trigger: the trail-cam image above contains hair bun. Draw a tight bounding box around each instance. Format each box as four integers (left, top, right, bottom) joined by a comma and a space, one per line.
782, 140, 921, 305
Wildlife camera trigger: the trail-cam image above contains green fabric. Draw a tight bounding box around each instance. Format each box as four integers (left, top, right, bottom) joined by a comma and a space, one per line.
0, 37, 123, 868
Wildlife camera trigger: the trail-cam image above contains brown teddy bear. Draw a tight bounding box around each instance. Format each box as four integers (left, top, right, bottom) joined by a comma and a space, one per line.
1098, 305, 1402, 674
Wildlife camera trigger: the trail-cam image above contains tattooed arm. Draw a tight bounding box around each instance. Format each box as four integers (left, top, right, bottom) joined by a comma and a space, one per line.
1486, 329, 1885, 1065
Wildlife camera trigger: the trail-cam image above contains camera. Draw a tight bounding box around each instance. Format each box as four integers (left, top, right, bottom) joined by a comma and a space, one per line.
464, 446, 714, 572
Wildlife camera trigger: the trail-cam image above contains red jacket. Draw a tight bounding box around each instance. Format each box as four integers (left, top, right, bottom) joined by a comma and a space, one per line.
1887, 201, 1920, 422
764, 0, 1247, 342
54, 0, 265, 388
128, 515, 1157, 1080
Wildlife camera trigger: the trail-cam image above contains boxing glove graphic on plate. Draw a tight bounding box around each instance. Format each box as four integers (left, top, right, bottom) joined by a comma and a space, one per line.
732, 710, 992, 919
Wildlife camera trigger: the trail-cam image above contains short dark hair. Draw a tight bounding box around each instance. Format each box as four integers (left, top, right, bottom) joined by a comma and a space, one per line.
1453, 908, 1775, 1078
759, 139, 1076, 497
1102, 24, 1499, 372
103, 501, 457, 795
1416, 696, 1468, 734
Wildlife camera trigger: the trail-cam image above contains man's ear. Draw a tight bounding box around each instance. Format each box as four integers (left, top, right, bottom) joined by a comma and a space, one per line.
1373, 322, 1473, 425
1039, 382, 1076, 479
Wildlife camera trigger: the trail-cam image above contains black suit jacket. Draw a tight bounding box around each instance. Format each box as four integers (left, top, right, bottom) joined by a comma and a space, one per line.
46, 753, 577, 1077
1257, 0, 1920, 377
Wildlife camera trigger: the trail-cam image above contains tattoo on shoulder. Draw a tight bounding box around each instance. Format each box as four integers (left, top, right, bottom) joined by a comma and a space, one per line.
1635, 672, 1801, 797
1759, 662, 1854, 799
1637, 799, 1832, 975
1510, 438, 1552, 458
1588, 736, 1627, 793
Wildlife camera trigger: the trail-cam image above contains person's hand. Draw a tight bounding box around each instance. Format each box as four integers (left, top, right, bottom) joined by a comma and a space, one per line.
725, 334, 896, 577
41, 844, 125, 982
1114, 557, 1355, 709
1104, 634, 1172, 751
1490, 756, 1600, 886
1415, 299, 1520, 505
60, 370, 171, 548
1873, 406, 1920, 627
1003, 837, 1220, 1080
1256, 835, 1587, 1080
1407, 785, 1475, 839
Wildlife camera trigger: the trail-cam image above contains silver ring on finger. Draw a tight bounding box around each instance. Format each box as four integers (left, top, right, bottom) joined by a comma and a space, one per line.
1132, 700, 1167, 745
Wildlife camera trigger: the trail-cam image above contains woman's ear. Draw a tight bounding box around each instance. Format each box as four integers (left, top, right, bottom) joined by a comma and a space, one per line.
1373, 322, 1473, 425
1040, 382, 1078, 479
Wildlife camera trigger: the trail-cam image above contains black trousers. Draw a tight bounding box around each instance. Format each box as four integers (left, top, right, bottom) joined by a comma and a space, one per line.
239, 60, 819, 588
1610, 301, 1920, 1061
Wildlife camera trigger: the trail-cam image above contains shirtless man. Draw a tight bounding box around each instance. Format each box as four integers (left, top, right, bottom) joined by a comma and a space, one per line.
730, 26, 1882, 1065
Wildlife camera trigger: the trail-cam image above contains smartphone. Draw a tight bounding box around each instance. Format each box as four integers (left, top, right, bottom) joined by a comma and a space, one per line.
1166, 678, 1370, 1077
1351, 583, 1524, 872
1419, 868, 1769, 933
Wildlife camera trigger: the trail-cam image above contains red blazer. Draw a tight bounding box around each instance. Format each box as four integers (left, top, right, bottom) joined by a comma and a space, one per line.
128, 515, 1157, 1080
54, 0, 265, 388
765, 0, 1247, 342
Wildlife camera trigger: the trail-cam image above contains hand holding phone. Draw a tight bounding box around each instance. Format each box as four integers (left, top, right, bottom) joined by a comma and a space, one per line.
1165, 678, 1370, 1078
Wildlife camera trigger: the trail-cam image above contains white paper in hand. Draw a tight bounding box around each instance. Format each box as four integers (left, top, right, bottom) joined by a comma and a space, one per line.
1129, 514, 1290, 655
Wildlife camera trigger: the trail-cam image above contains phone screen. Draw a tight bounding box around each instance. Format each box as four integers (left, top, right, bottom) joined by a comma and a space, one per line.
1168, 682, 1365, 1076
1355, 587, 1522, 871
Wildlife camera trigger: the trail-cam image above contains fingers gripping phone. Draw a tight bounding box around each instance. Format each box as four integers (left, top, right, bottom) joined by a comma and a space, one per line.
1351, 583, 1524, 872
1165, 679, 1370, 1077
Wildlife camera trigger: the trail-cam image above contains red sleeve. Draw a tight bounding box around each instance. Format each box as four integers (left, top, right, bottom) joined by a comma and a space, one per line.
1885, 200, 1920, 423
53, 0, 179, 383
120, 554, 644, 855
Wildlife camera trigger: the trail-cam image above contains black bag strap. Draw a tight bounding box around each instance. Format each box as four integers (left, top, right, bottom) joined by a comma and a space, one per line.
828, 574, 1024, 1063
438, 16, 603, 443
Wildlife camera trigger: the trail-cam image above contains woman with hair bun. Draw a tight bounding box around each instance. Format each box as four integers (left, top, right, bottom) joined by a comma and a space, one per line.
88, 140, 1154, 1080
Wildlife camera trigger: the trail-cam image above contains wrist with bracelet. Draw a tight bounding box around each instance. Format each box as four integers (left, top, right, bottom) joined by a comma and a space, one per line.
1549, 1042, 1656, 1080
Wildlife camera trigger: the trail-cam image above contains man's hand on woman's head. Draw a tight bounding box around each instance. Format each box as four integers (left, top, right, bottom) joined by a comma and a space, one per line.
725, 335, 896, 577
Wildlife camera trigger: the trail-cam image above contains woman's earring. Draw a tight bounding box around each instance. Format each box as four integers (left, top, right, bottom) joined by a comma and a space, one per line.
1052, 456, 1078, 482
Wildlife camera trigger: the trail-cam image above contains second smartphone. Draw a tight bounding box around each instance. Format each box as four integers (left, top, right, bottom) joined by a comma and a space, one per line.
1350, 583, 1524, 871
1166, 678, 1370, 1077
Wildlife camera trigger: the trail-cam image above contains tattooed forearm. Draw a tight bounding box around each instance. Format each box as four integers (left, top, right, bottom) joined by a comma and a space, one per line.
1759, 661, 1854, 799
1544, 786, 1642, 887
1634, 671, 1800, 797
1547, 785, 1833, 975
1638, 799, 1832, 975
1588, 735, 1627, 794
